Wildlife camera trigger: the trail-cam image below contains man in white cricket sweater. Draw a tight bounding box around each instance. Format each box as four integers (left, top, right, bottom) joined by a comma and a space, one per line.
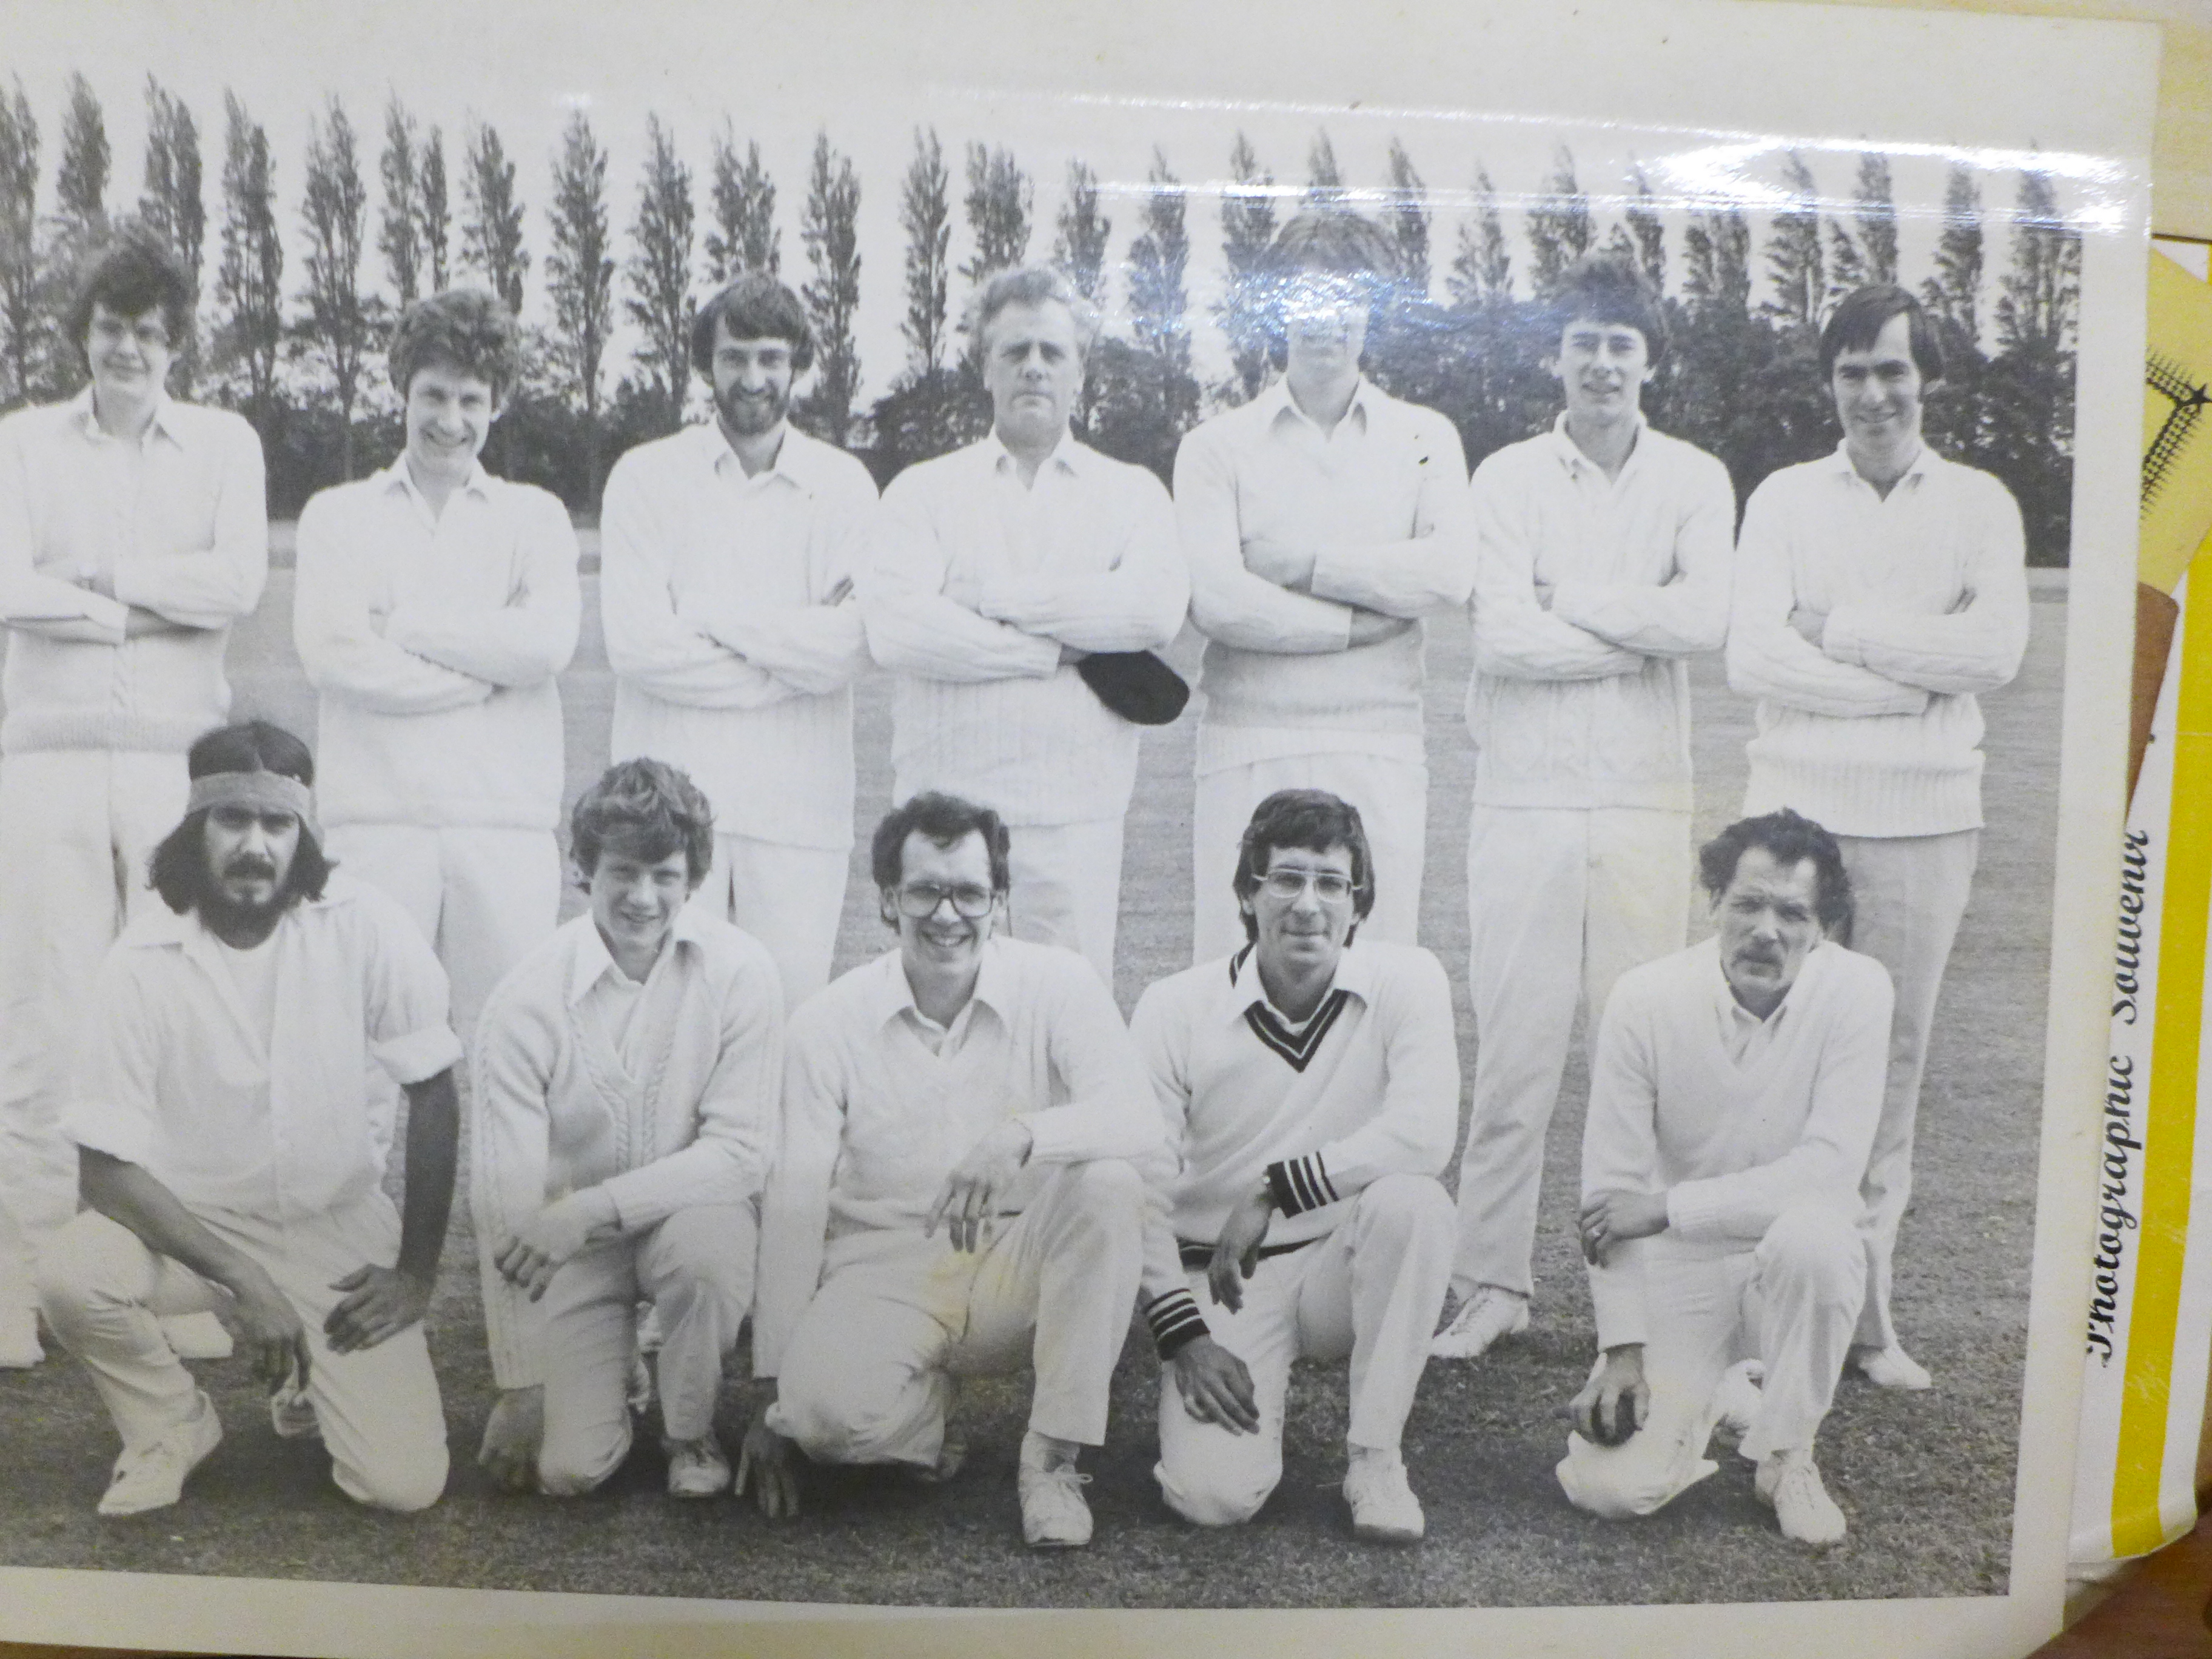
0, 237, 267, 1368
738, 793, 1161, 1549
1727, 284, 2029, 1392
293, 289, 581, 1042
1436, 253, 1735, 1362
470, 760, 782, 1500
600, 274, 877, 1008
861, 264, 1187, 988
1178, 210, 1475, 961
1560, 809, 1891, 1546
1131, 789, 1456, 1541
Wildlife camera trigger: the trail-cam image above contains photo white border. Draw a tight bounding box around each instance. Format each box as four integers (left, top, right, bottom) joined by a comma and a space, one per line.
0, 0, 2157, 1651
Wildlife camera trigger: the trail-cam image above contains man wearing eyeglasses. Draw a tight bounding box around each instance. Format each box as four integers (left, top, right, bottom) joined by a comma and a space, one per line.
739, 791, 1160, 1549
0, 236, 268, 1369
1129, 789, 1457, 1540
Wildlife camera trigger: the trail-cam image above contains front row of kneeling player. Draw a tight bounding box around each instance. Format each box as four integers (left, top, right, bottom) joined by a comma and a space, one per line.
33, 722, 1889, 1550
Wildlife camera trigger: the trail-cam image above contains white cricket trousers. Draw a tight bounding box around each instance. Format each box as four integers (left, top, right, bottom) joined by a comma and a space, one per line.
1156, 1173, 1455, 1527
1835, 830, 1979, 1354
323, 823, 561, 1041
536, 1204, 756, 1496
1557, 1202, 1865, 1520
698, 833, 848, 1011
1003, 816, 1126, 988
1453, 805, 1691, 1302
0, 749, 187, 1321
768, 1161, 1146, 1464
1192, 752, 1427, 964
36, 1199, 450, 1512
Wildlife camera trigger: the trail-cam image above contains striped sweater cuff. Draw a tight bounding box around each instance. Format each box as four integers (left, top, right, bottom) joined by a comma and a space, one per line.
1266, 1152, 1339, 1218
1145, 1289, 1210, 1359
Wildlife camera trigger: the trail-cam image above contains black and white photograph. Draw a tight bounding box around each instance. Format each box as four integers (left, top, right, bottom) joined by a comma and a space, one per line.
0, 0, 2152, 1654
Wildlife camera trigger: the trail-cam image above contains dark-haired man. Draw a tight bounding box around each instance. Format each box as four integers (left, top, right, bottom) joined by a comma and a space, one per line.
36, 720, 459, 1517
1560, 810, 1889, 1546
862, 264, 1185, 987
1438, 251, 1735, 1362
1131, 789, 1456, 1541
1727, 283, 2029, 1390
293, 287, 581, 1044
601, 273, 878, 1007
0, 236, 267, 1367
1178, 210, 1473, 962
740, 792, 1159, 1548
469, 758, 782, 1500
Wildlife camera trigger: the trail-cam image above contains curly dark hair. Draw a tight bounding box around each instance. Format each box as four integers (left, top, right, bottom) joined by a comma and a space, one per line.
568, 758, 716, 886
1550, 250, 1671, 368
387, 287, 525, 401
68, 230, 195, 374
1233, 789, 1376, 943
689, 273, 815, 378
1697, 808, 1854, 939
869, 792, 1012, 921
149, 722, 331, 916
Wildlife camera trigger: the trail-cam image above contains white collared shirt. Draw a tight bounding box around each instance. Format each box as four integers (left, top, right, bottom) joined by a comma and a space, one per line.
293, 457, 581, 831
64, 875, 462, 1224
600, 420, 879, 849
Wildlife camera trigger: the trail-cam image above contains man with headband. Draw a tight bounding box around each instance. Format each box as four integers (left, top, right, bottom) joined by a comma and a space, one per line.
36, 721, 461, 1518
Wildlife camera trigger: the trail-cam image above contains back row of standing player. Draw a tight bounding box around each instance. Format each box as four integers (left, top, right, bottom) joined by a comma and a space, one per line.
0, 211, 2028, 1413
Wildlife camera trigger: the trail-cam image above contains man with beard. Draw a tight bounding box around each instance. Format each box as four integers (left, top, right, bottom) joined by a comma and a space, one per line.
1559, 810, 1889, 1546
600, 273, 879, 1008
36, 720, 460, 1517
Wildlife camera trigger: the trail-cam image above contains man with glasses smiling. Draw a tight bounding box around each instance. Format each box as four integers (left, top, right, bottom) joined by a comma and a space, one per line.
741, 791, 1159, 1549
1128, 789, 1456, 1541
0, 234, 268, 1369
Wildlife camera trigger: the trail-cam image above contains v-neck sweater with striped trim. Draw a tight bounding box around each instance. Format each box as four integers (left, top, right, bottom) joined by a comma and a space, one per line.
1580, 936, 1892, 1349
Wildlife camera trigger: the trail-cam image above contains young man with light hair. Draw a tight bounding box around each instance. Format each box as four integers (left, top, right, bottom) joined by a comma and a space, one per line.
1727, 283, 2030, 1391
470, 758, 782, 1501
292, 287, 581, 1042
861, 264, 1187, 988
739, 793, 1160, 1549
1436, 252, 1735, 1362
600, 273, 878, 1008
0, 235, 267, 1368
37, 720, 459, 1518
1177, 209, 1475, 961
1560, 809, 1891, 1547
1132, 789, 1457, 1542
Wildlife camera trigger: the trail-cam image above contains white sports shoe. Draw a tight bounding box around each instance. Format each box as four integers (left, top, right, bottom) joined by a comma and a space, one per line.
161, 1312, 234, 1361
1343, 1449, 1426, 1543
1018, 1463, 1094, 1548
0, 1304, 42, 1369
1711, 1359, 1766, 1444
1754, 1447, 1848, 1546
269, 1365, 320, 1440
665, 1434, 732, 1499
1430, 1286, 1529, 1361
99, 1390, 223, 1518
1851, 1343, 1932, 1391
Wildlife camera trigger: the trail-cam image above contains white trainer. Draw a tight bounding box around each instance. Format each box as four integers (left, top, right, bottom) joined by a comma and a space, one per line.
0, 1304, 42, 1369
1018, 1463, 1094, 1548
1711, 1359, 1766, 1444
1430, 1286, 1529, 1360
1851, 1343, 1932, 1390
665, 1434, 732, 1499
1343, 1449, 1425, 1543
161, 1312, 234, 1361
99, 1390, 223, 1518
1754, 1447, 1847, 1546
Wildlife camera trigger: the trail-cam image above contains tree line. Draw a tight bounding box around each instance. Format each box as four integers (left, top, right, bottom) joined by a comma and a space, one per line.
0, 75, 2082, 561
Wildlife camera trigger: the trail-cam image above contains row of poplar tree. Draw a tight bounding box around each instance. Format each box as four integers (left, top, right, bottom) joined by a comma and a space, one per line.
0, 74, 2082, 561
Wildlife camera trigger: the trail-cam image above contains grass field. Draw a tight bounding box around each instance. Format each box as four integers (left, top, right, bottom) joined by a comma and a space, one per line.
0, 563, 2066, 1607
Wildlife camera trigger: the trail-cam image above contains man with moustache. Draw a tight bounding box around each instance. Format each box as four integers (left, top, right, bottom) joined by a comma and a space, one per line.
1727, 284, 2030, 1391
739, 792, 1159, 1549
0, 235, 268, 1368
861, 264, 1187, 987
1560, 810, 1889, 1546
36, 721, 460, 1517
293, 289, 581, 1044
600, 273, 878, 1007
1176, 210, 1475, 961
1435, 252, 1735, 1362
